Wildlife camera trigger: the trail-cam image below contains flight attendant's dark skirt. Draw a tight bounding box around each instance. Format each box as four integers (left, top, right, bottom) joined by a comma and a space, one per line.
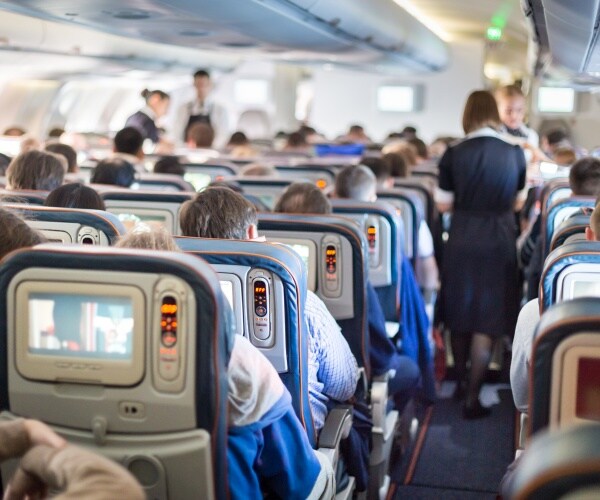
439, 210, 519, 338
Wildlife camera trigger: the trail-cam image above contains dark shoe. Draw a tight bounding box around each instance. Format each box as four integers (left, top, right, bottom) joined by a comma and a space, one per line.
463, 400, 491, 419
453, 381, 466, 401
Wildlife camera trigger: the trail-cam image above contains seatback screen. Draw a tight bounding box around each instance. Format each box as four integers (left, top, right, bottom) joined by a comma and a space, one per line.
576, 357, 600, 422
28, 293, 133, 360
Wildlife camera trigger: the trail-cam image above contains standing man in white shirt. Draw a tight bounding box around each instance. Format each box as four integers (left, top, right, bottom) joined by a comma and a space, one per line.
174, 69, 230, 148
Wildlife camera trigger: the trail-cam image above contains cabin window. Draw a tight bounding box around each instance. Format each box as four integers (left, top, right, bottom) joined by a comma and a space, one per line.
377, 85, 420, 112
537, 87, 576, 114
234, 79, 270, 105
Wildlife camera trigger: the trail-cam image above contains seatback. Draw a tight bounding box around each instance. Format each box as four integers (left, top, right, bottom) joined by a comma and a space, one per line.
509, 424, 600, 500
173, 237, 317, 445
540, 241, 600, 312
331, 199, 403, 322
542, 197, 595, 255
4, 204, 125, 245
540, 178, 571, 215
0, 189, 47, 205
182, 162, 238, 191
0, 245, 232, 500
229, 177, 295, 210
376, 188, 424, 265
549, 214, 590, 252
393, 177, 436, 229
274, 165, 336, 190
257, 213, 370, 376
529, 298, 600, 435
133, 173, 195, 192
100, 190, 193, 235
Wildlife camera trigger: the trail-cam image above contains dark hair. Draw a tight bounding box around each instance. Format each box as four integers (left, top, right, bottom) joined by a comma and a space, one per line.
180, 187, 257, 239
193, 69, 211, 79
227, 131, 249, 146
546, 129, 569, 146
569, 157, 600, 196
360, 156, 391, 185
402, 126, 417, 137
153, 156, 185, 177
91, 159, 136, 187
6, 150, 66, 191
0, 153, 11, 176
286, 132, 308, 148
0, 208, 45, 260
45, 143, 78, 173
349, 125, 365, 134
114, 127, 144, 155
335, 165, 376, 202
44, 183, 105, 210
141, 89, 169, 102
462, 90, 500, 134
274, 182, 332, 215
186, 122, 215, 148
2, 126, 26, 137
47, 127, 65, 138
408, 138, 428, 159
383, 152, 408, 178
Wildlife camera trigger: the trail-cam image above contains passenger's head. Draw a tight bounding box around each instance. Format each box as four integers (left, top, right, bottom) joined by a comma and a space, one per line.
429, 136, 455, 159
360, 156, 392, 188
408, 138, 428, 160
114, 127, 144, 157
44, 183, 105, 210
382, 140, 417, 167
0, 153, 11, 176
274, 181, 332, 214
334, 164, 377, 202
285, 132, 308, 149
141, 89, 170, 118
45, 143, 78, 173
47, 127, 65, 139
0, 208, 45, 260
227, 131, 249, 146
495, 85, 527, 130
20, 137, 41, 154
6, 150, 66, 191
383, 152, 409, 178
153, 155, 185, 177
3, 126, 26, 137
90, 158, 136, 187
462, 90, 501, 134
401, 126, 417, 140
569, 157, 600, 196
239, 163, 278, 177
186, 122, 215, 148
542, 128, 570, 155
115, 225, 178, 251
554, 147, 577, 167
193, 69, 212, 101
180, 186, 258, 240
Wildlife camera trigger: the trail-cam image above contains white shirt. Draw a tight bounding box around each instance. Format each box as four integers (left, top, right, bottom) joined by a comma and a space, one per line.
172, 97, 230, 149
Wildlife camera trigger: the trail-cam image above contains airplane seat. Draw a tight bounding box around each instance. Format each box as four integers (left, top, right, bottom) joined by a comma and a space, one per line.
330, 199, 403, 326
0, 245, 232, 500
507, 423, 600, 500
132, 173, 195, 192
549, 214, 590, 252
392, 178, 436, 229
229, 176, 297, 211
542, 197, 595, 256
529, 298, 600, 437
539, 241, 600, 313
540, 178, 571, 215
100, 190, 193, 235
182, 162, 239, 191
376, 188, 424, 269
3, 203, 126, 245
274, 165, 337, 191
236, 109, 271, 139
174, 236, 355, 497
256, 213, 398, 499
0, 189, 48, 205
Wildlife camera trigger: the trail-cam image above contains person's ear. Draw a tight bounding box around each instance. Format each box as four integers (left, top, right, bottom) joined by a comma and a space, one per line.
247, 224, 258, 240
585, 226, 595, 241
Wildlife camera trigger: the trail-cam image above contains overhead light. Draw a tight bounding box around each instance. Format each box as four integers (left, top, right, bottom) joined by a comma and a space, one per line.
392, 0, 452, 42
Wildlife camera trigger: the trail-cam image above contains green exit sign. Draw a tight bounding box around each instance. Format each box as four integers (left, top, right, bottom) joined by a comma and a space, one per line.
487, 26, 502, 41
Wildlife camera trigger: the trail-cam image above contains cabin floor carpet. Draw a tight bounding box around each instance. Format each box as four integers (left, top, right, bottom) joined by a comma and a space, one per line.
393, 382, 515, 499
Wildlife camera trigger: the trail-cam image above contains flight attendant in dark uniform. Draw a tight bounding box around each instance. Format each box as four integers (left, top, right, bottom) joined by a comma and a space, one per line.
125, 89, 170, 143
436, 90, 526, 419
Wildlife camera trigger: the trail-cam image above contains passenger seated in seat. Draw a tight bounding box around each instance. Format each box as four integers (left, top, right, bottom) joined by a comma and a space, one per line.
0, 208, 45, 259
6, 150, 66, 191
512, 200, 600, 414
117, 225, 335, 499
360, 156, 439, 292
45, 142, 78, 174
277, 179, 423, 411
91, 158, 135, 188
112, 127, 146, 173
44, 183, 105, 210
180, 187, 359, 432
0, 418, 145, 499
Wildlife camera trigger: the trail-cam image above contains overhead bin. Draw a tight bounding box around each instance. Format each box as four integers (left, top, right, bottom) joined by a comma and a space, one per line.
0, 0, 448, 73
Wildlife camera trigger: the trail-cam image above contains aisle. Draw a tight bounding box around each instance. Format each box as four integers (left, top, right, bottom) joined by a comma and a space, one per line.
392, 383, 515, 499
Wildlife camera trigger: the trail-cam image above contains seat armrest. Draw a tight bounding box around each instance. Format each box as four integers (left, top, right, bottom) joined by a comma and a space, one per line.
318, 406, 353, 449
370, 374, 392, 430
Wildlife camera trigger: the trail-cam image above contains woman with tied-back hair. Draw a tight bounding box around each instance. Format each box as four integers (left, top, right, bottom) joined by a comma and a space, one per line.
435, 90, 527, 419
125, 89, 170, 144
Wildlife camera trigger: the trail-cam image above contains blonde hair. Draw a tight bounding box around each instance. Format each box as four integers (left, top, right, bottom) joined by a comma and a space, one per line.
462, 90, 501, 134
115, 225, 179, 251
495, 85, 525, 100
381, 140, 417, 167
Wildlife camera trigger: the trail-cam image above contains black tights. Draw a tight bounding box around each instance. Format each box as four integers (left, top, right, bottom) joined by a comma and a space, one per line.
450, 332, 493, 407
